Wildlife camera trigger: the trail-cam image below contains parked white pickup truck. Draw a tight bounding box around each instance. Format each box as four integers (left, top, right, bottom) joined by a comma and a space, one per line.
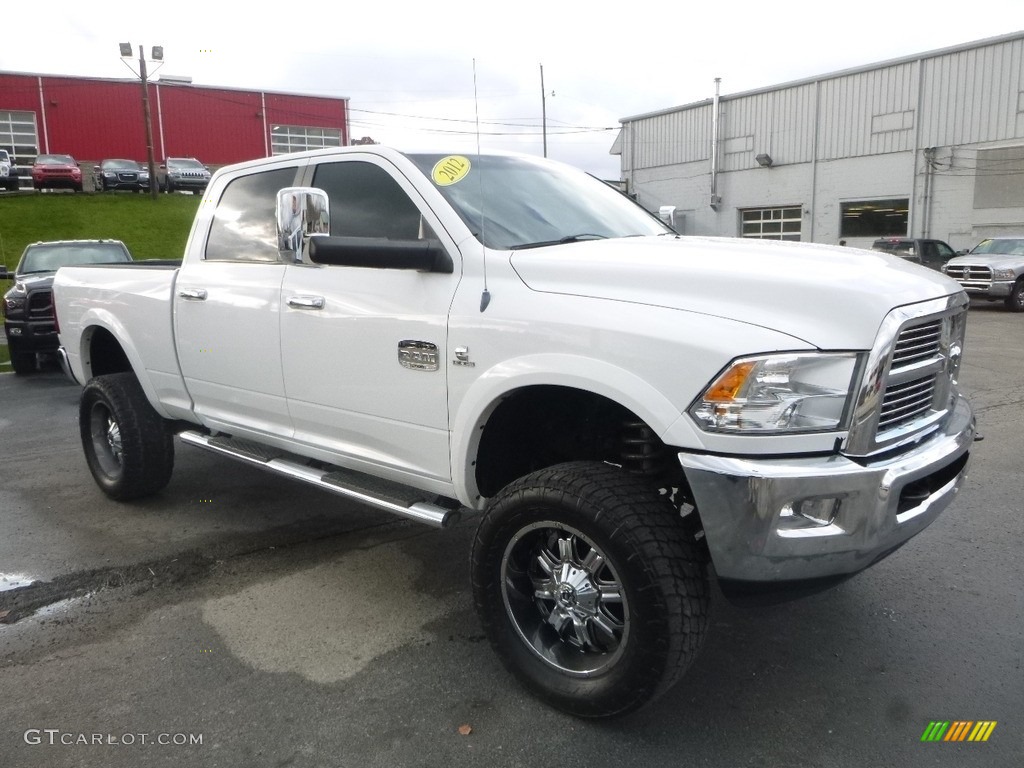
53, 147, 975, 717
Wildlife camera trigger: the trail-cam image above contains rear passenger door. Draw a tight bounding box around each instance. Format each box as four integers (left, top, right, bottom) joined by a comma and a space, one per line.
279, 155, 461, 485
175, 162, 300, 437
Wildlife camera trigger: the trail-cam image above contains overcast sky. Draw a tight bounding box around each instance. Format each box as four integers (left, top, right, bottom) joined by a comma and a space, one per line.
2, 1, 1022, 177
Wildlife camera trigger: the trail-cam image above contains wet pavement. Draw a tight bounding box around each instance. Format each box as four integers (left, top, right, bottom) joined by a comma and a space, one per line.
1, 306, 1022, 767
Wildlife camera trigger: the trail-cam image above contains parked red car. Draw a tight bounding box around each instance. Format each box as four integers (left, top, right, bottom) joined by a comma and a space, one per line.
31, 154, 82, 192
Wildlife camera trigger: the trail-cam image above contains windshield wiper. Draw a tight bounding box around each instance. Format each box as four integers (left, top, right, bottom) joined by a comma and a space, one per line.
514, 233, 608, 250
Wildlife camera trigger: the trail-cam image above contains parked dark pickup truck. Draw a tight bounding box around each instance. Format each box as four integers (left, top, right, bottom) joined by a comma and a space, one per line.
871, 237, 959, 270
2, 240, 133, 374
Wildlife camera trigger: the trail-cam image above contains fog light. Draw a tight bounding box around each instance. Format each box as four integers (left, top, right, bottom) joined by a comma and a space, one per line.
793, 497, 841, 526
8, 327, 22, 335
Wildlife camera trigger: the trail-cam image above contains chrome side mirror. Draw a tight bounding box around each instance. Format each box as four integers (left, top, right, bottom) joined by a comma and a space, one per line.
276, 187, 330, 263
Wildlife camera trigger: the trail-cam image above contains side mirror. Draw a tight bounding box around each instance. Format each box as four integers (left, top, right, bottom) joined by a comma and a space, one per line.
0, 266, 12, 280
276, 187, 330, 263
957, 248, 969, 255
308, 236, 453, 273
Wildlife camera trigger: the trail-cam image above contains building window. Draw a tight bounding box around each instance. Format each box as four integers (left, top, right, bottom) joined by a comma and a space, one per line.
840, 198, 909, 238
741, 206, 802, 241
0, 110, 39, 165
270, 125, 341, 155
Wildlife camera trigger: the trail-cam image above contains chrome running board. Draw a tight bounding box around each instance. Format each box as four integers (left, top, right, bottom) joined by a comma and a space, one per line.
177, 430, 461, 528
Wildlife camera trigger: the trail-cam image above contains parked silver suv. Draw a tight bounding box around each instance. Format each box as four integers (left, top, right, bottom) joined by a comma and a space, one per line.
161, 157, 211, 194
942, 237, 1024, 311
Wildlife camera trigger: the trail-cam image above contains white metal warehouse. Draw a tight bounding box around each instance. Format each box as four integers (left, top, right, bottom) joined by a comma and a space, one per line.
614, 31, 1024, 251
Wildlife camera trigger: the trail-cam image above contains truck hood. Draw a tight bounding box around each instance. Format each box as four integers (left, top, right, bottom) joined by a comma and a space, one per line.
510, 236, 964, 349
944, 253, 1020, 270
9, 272, 56, 290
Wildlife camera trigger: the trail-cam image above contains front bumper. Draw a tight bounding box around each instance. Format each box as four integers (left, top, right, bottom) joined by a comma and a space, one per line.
953, 280, 1013, 298
4, 319, 58, 353
679, 393, 974, 584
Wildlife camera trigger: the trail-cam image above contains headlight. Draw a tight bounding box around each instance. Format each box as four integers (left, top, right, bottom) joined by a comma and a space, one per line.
689, 353, 860, 434
103, 172, 116, 178
992, 268, 1014, 280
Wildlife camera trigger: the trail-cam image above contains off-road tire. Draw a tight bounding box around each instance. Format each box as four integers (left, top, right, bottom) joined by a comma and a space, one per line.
79, 372, 174, 500
9, 344, 36, 375
472, 461, 709, 718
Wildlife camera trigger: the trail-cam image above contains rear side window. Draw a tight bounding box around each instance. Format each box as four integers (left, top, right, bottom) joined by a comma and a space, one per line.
205, 167, 297, 262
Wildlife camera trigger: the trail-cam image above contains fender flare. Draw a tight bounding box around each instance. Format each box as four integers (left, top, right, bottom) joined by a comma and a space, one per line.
449, 353, 683, 506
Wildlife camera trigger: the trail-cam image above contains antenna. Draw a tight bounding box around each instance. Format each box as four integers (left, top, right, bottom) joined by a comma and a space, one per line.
474, 58, 491, 312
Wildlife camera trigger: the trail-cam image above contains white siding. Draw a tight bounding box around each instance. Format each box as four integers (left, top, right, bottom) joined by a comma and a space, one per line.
620, 32, 1024, 245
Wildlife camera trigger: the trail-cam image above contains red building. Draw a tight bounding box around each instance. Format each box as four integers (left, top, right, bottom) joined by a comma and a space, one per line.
0, 71, 349, 169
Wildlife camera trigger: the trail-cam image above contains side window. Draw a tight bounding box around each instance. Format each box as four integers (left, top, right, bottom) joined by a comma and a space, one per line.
921, 242, 938, 259
205, 167, 298, 262
312, 161, 427, 241
936, 243, 955, 258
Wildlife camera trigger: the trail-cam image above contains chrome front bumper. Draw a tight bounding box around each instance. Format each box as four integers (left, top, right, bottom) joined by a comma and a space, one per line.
679, 394, 974, 583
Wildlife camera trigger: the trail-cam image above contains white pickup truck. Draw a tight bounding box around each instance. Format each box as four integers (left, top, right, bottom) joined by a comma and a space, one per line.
53, 147, 975, 717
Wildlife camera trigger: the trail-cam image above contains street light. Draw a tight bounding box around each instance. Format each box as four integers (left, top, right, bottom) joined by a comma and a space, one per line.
119, 43, 163, 199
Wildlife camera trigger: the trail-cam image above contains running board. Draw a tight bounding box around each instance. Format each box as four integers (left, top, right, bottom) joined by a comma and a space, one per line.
177, 430, 462, 528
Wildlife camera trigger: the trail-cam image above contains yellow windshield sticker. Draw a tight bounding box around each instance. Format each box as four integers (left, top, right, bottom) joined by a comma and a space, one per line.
432, 156, 471, 186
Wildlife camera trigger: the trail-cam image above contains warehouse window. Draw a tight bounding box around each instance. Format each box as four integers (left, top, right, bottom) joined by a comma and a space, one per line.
0, 110, 39, 165
840, 198, 908, 238
271, 125, 341, 155
741, 206, 802, 241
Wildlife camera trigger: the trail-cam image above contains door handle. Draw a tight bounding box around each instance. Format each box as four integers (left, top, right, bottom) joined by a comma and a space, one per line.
178, 288, 207, 301
287, 295, 325, 310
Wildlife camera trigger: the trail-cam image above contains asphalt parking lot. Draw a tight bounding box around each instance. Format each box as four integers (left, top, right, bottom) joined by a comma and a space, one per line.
1, 304, 1021, 768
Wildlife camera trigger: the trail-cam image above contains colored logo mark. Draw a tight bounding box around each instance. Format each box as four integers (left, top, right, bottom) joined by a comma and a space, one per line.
921, 721, 997, 742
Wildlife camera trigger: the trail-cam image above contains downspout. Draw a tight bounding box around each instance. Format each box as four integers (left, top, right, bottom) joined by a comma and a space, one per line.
37, 76, 50, 154
710, 77, 721, 209
261, 92, 269, 156
909, 58, 925, 237
922, 146, 936, 238
809, 79, 820, 242
155, 83, 166, 161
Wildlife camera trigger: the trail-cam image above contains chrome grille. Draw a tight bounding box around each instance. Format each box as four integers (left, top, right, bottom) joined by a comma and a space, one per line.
879, 376, 936, 431
845, 294, 969, 457
891, 320, 941, 366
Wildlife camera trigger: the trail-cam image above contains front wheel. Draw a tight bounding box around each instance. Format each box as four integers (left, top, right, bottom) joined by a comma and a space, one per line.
472, 461, 709, 718
9, 343, 36, 375
1005, 279, 1024, 312
79, 372, 174, 500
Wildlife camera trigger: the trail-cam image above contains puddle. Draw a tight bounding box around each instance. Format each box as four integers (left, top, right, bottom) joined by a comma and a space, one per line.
0, 573, 38, 592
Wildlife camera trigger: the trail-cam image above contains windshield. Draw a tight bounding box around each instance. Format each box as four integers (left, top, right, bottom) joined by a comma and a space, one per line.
970, 238, 1024, 256
168, 158, 204, 169
103, 159, 142, 170
873, 240, 914, 254
406, 153, 670, 250
18, 242, 131, 274
35, 154, 74, 165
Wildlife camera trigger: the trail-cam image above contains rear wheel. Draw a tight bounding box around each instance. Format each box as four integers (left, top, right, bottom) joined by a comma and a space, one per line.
79, 372, 174, 500
472, 461, 709, 718
1005, 279, 1024, 312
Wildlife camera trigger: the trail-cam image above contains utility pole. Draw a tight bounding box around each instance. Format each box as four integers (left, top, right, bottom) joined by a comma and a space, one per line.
120, 43, 162, 199
139, 46, 158, 199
